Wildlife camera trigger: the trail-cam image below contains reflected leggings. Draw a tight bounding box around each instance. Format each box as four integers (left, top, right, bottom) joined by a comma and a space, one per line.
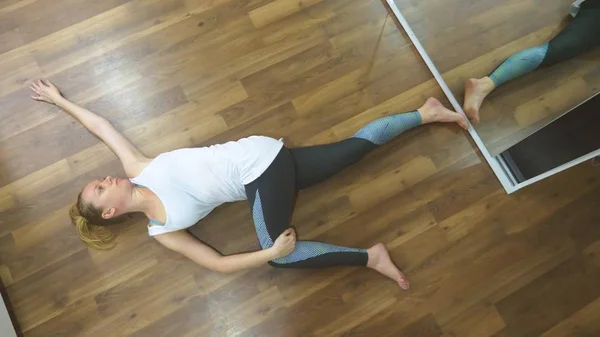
245, 111, 422, 268
489, 0, 600, 87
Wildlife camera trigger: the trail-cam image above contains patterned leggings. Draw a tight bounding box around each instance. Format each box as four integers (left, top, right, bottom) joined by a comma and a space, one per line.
244, 111, 422, 268
489, 0, 600, 87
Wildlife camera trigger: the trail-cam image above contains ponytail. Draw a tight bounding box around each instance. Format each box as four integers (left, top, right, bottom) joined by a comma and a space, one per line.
69, 194, 116, 250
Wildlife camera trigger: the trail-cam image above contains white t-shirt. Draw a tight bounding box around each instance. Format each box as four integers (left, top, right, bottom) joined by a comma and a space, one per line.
130, 136, 284, 236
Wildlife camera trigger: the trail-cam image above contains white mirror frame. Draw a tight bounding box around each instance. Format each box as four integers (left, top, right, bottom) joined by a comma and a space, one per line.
385, 0, 600, 194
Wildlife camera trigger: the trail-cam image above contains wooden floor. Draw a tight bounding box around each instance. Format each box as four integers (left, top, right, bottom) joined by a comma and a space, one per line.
1, 0, 599, 336
395, 0, 600, 155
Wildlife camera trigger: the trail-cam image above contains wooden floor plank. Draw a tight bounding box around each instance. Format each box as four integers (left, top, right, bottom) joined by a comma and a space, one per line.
496, 255, 600, 337
541, 295, 600, 337
0, 0, 132, 43
439, 303, 506, 337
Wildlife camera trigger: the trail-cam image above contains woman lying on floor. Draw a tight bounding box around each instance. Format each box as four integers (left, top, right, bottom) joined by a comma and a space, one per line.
30, 79, 468, 290
464, 0, 600, 124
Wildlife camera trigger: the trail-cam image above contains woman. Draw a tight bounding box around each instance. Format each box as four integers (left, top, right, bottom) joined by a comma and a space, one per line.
464, 0, 600, 124
30, 79, 468, 290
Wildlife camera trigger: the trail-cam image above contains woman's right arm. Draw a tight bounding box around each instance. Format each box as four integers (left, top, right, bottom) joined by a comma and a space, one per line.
154, 228, 296, 274
30, 79, 149, 177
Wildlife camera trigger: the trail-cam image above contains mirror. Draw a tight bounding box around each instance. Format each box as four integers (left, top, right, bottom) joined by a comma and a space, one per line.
388, 0, 600, 191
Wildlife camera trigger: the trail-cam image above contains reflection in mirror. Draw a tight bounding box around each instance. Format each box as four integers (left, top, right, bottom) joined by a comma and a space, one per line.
389, 0, 599, 191
464, 0, 600, 157
392, 0, 599, 154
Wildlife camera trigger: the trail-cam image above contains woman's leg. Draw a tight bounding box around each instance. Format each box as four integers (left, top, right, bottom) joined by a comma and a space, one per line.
464, 3, 600, 124
291, 97, 467, 189
245, 147, 410, 289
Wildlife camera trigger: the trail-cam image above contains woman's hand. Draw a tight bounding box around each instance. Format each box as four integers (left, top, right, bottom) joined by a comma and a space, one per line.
272, 228, 296, 258
30, 79, 63, 104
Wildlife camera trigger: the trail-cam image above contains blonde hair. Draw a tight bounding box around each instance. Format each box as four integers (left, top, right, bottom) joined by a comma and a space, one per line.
69, 193, 116, 250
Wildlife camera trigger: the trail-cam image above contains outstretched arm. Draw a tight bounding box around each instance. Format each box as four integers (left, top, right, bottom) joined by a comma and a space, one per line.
154, 228, 296, 274
30, 79, 149, 177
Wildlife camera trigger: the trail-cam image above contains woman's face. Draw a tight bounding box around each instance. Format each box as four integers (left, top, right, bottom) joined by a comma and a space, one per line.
81, 176, 133, 219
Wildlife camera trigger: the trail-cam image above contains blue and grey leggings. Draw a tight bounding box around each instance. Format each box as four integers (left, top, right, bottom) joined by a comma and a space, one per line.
489, 0, 600, 87
244, 111, 422, 268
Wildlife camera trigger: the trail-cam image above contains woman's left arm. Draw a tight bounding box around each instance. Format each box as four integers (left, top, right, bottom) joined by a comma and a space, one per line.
154, 229, 296, 274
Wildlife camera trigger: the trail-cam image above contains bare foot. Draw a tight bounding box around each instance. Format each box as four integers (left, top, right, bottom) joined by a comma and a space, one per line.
367, 243, 410, 290
463, 77, 496, 125
417, 97, 469, 130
